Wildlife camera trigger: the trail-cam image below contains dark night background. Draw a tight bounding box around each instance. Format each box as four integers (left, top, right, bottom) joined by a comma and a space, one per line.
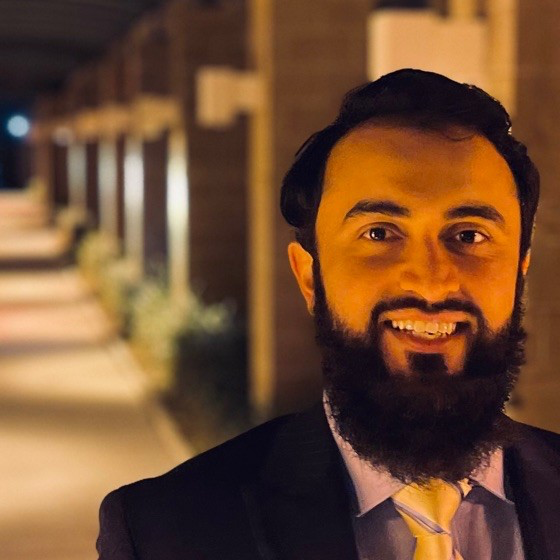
0, 102, 30, 189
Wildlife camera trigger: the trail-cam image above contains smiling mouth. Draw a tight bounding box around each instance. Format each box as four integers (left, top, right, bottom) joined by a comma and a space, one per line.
383, 320, 470, 341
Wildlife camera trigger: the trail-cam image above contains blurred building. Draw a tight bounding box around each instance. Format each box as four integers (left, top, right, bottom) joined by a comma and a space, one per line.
22, 0, 560, 430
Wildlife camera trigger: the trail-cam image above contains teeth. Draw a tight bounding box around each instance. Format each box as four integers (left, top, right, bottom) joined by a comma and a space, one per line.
390, 319, 457, 335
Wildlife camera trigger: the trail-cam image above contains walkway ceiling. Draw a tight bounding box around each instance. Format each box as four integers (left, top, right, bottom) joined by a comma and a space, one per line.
0, 0, 169, 106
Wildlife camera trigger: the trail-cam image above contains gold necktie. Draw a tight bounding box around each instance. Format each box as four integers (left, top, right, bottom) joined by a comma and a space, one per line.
392, 479, 471, 560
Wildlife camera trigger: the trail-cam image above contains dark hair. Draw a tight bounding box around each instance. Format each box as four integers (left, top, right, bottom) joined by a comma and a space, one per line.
280, 68, 540, 260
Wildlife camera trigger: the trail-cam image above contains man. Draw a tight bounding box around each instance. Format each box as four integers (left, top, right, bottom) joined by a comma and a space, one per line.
97, 69, 560, 560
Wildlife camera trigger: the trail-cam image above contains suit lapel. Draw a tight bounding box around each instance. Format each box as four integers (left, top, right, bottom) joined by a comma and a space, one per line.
243, 403, 359, 560
241, 408, 560, 560
505, 422, 560, 560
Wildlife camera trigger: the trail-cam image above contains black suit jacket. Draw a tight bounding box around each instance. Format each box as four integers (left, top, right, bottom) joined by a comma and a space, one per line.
97, 404, 560, 560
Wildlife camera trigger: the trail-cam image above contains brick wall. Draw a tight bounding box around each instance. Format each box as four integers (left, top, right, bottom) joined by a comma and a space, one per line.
512, 0, 560, 431
267, 0, 372, 413
85, 141, 99, 228
166, 0, 248, 315
116, 135, 126, 242
51, 143, 69, 207
143, 132, 169, 274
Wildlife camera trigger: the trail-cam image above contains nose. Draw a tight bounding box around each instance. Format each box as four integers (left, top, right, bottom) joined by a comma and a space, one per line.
398, 235, 461, 302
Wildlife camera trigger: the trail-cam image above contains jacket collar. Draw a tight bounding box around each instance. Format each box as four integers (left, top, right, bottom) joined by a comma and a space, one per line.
505, 420, 560, 560
243, 405, 560, 560
246, 403, 360, 560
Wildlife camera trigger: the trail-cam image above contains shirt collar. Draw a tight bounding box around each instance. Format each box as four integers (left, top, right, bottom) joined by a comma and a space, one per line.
323, 396, 509, 517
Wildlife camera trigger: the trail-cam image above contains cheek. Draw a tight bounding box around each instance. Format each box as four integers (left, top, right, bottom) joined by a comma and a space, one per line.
320, 259, 385, 331
461, 259, 518, 326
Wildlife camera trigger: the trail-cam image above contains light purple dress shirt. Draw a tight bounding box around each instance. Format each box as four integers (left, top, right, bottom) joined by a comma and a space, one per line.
324, 399, 526, 559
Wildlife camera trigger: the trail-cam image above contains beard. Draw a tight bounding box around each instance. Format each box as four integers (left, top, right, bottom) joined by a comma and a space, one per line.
315, 259, 527, 484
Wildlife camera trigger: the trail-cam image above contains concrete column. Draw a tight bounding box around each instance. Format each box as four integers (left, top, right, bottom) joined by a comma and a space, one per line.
142, 131, 169, 275
67, 66, 102, 228
486, 0, 518, 116
166, 128, 190, 301
248, 0, 275, 420
116, 135, 126, 243
123, 136, 145, 269
31, 97, 58, 215
121, 17, 172, 278
35, 140, 54, 209
448, 0, 477, 18
85, 141, 100, 229
165, 0, 248, 310
68, 142, 87, 210
98, 139, 119, 237
96, 48, 130, 243
248, 0, 372, 418
51, 142, 69, 207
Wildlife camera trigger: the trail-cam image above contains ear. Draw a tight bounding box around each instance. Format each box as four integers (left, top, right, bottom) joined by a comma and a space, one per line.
288, 242, 315, 315
521, 249, 531, 277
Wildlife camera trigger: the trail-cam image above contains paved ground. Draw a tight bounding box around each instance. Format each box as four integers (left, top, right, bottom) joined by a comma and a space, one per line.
0, 192, 191, 560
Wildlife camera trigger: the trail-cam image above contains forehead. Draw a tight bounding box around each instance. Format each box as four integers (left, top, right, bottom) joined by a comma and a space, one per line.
320, 124, 518, 215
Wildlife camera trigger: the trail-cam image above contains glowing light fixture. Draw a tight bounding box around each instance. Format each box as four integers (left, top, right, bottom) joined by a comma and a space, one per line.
68, 143, 87, 209
166, 129, 190, 300
124, 137, 144, 267
6, 115, 30, 138
99, 140, 118, 237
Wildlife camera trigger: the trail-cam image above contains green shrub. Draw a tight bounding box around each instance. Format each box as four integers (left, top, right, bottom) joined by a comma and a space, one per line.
57, 207, 90, 259
76, 231, 141, 332
77, 231, 119, 289
171, 325, 248, 450
76, 232, 249, 449
129, 280, 248, 448
129, 279, 186, 389
98, 258, 141, 334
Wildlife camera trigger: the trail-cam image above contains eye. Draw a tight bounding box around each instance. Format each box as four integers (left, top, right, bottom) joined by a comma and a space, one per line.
454, 230, 487, 244
364, 226, 399, 242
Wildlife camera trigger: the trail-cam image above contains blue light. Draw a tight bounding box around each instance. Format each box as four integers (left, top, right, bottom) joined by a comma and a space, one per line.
7, 115, 30, 138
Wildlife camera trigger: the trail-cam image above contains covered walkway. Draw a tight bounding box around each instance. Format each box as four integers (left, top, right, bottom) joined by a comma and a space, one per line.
0, 192, 191, 560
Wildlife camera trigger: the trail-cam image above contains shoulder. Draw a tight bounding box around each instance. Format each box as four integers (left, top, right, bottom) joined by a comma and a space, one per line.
106, 411, 294, 510
97, 406, 332, 556
516, 421, 560, 447
98, 410, 313, 555
509, 419, 560, 463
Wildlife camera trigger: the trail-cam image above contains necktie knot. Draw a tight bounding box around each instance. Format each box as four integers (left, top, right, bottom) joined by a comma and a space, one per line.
393, 479, 471, 560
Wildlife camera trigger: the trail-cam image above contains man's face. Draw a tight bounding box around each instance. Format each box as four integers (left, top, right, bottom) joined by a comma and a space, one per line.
301, 125, 526, 376
288, 124, 530, 481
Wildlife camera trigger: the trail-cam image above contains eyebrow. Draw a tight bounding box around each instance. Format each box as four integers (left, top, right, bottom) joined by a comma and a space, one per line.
344, 200, 410, 220
343, 199, 506, 227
